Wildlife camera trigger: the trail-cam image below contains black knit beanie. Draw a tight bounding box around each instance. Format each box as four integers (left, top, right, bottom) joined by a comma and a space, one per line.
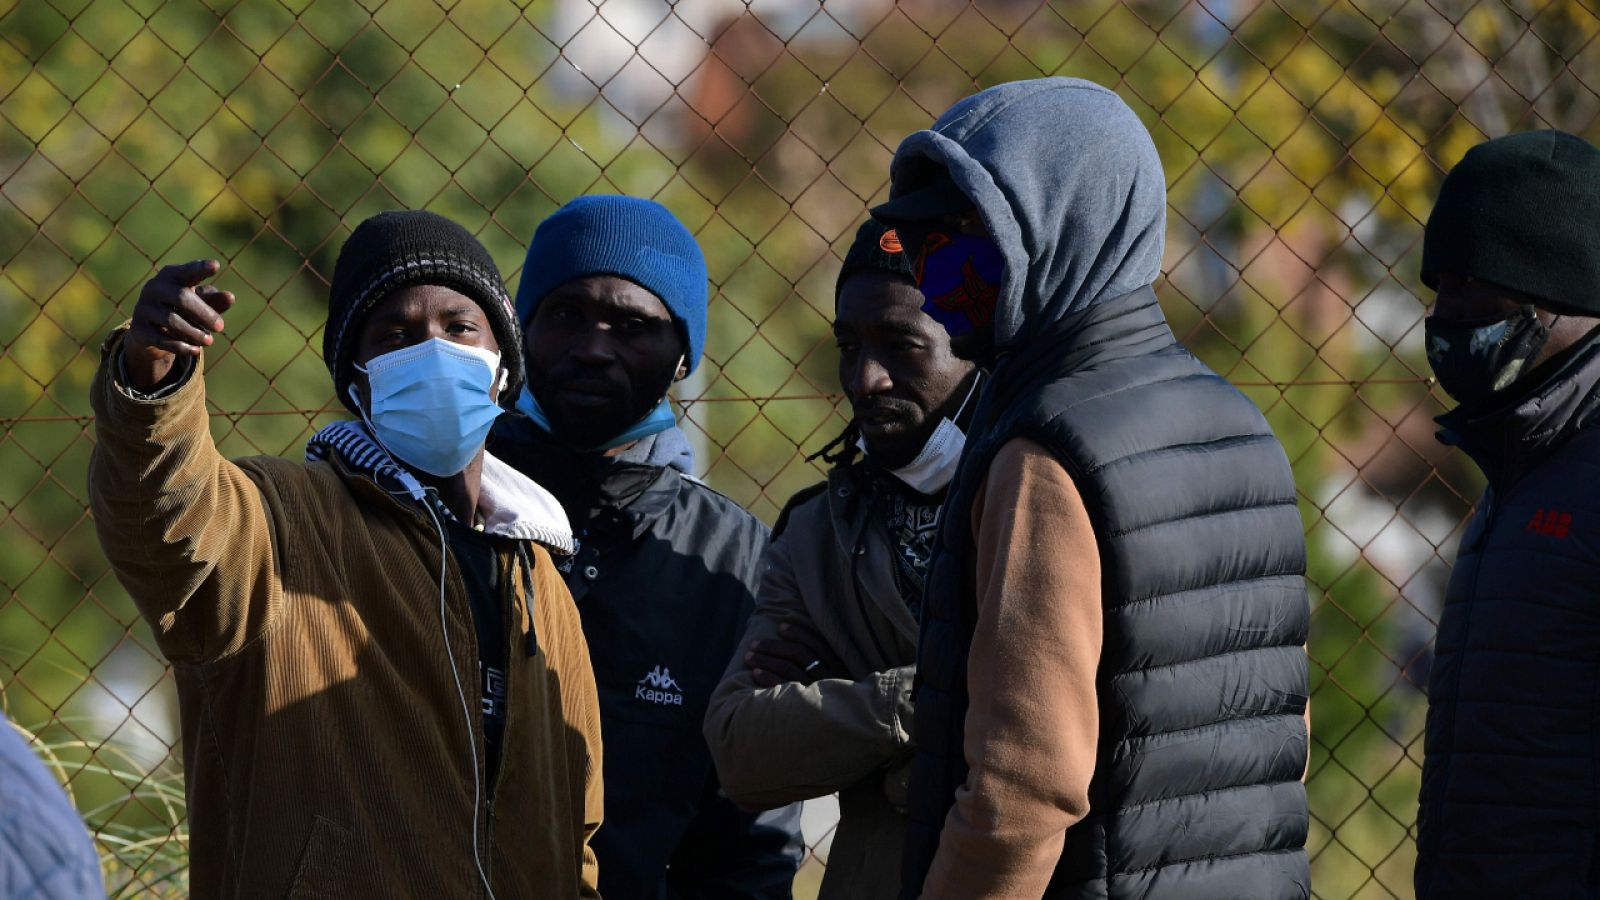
324, 210, 522, 414
836, 218, 916, 301
1422, 130, 1600, 315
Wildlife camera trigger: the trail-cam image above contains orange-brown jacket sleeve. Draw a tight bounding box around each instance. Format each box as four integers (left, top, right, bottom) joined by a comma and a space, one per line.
88, 329, 282, 664
922, 437, 1102, 899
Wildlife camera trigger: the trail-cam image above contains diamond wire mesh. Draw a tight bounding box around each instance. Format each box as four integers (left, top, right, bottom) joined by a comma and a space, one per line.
1, 0, 1593, 895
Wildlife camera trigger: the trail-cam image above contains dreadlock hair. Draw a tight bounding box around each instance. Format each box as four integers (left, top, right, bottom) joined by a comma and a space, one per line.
808, 418, 864, 467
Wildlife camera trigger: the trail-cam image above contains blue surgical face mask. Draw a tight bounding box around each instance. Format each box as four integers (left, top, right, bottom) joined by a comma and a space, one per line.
514, 384, 553, 431
350, 337, 506, 477
516, 355, 684, 452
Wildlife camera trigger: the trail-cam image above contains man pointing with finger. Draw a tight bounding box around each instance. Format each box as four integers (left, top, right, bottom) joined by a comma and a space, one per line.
87, 211, 605, 897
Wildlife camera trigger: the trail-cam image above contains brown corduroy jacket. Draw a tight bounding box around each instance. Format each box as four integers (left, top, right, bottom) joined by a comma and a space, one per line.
87, 335, 604, 899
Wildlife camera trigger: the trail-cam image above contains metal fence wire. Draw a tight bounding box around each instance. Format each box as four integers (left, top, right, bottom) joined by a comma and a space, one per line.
3, 0, 1593, 895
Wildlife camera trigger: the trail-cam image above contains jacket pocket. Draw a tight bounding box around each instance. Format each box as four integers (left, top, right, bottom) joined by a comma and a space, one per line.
288, 815, 353, 899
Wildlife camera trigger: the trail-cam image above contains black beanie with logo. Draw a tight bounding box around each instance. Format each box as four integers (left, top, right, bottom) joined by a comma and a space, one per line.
1422, 129, 1600, 315
836, 218, 916, 302
323, 209, 522, 414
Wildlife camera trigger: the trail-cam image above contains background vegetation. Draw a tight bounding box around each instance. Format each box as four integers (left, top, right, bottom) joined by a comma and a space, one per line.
5, 0, 1596, 895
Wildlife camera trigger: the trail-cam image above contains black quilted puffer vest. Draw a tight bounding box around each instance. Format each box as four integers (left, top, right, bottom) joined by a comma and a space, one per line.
901, 289, 1311, 900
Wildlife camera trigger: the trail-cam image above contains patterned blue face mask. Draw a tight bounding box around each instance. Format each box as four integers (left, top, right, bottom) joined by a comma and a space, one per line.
350, 338, 506, 477
912, 230, 1005, 338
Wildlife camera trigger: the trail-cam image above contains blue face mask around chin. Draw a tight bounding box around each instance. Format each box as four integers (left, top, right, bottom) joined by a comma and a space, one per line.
516, 386, 678, 452
351, 337, 506, 478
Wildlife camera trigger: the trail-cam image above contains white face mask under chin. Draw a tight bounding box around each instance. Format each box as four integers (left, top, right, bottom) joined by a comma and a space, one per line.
881, 417, 966, 494
857, 376, 979, 495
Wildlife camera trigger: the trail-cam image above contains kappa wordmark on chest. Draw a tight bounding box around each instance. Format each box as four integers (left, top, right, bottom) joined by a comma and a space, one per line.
636, 665, 685, 706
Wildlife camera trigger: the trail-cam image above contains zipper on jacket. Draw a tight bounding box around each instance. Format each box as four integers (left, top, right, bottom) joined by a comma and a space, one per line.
848, 480, 897, 667
482, 544, 535, 882
351, 470, 497, 894
429, 511, 494, 893
1471, 429, 1515, 553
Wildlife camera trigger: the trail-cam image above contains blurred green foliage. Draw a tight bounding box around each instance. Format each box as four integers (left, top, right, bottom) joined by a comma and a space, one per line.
5, 0, 1599, 895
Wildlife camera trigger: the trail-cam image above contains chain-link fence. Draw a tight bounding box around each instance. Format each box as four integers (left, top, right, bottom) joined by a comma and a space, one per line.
4, 0, 1593, 895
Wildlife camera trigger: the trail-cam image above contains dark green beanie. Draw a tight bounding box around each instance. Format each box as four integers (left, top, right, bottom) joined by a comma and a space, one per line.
1422, 129, 1600, 315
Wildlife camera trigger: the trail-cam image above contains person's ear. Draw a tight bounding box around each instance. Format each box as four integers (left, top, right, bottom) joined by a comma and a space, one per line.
673, 355, 688, 382
347, 374, 370, 415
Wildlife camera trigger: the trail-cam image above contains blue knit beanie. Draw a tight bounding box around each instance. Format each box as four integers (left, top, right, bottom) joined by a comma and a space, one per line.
516, 195, 709, 373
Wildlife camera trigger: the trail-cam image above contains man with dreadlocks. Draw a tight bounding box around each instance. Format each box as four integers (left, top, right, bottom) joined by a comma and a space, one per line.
704, 219, 978, 900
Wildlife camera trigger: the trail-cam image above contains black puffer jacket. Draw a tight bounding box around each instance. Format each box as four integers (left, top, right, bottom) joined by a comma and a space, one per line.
1417, 332, 1600, 899
489, 419, 803, 900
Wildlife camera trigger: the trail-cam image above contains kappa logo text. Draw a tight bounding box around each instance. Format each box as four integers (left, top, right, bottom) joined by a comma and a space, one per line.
636, 665, 685, 706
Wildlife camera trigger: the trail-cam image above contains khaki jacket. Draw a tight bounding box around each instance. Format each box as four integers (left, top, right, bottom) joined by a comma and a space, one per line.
88, 335, 603, 898
704, 465, 917, 900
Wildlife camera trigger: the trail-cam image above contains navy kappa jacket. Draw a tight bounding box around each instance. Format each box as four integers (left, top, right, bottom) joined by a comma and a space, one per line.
489, 419, 803, 900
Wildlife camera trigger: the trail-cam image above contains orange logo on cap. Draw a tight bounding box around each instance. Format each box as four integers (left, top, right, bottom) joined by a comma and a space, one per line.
879, 229, 903, 254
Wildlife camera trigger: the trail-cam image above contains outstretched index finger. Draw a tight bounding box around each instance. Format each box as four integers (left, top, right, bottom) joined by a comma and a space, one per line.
159, 259, 221, 289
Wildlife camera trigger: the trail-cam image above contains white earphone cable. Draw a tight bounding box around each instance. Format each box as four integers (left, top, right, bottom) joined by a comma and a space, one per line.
417, 495, 497, 900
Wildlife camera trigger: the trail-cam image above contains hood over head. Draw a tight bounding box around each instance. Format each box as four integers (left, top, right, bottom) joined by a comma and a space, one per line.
878, 77, 1166, 352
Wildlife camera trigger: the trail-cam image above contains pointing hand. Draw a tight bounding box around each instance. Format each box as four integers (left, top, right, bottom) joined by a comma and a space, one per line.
124, 260, 236, 391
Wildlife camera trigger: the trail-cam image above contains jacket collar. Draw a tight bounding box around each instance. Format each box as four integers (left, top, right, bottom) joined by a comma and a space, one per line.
823, 465, 922, 644
478, 452, 577, 551
487, 416, 692, 532
980, 286, 1174, 430
307, 420, 575, 554
1436, 329, 1600, 486
825, 465, 874, 556
612, 427, 695, 474
946, 286, 1171, 508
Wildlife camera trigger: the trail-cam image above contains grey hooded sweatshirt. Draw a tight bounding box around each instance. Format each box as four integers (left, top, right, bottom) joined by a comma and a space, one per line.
893, 78, 1312, 899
